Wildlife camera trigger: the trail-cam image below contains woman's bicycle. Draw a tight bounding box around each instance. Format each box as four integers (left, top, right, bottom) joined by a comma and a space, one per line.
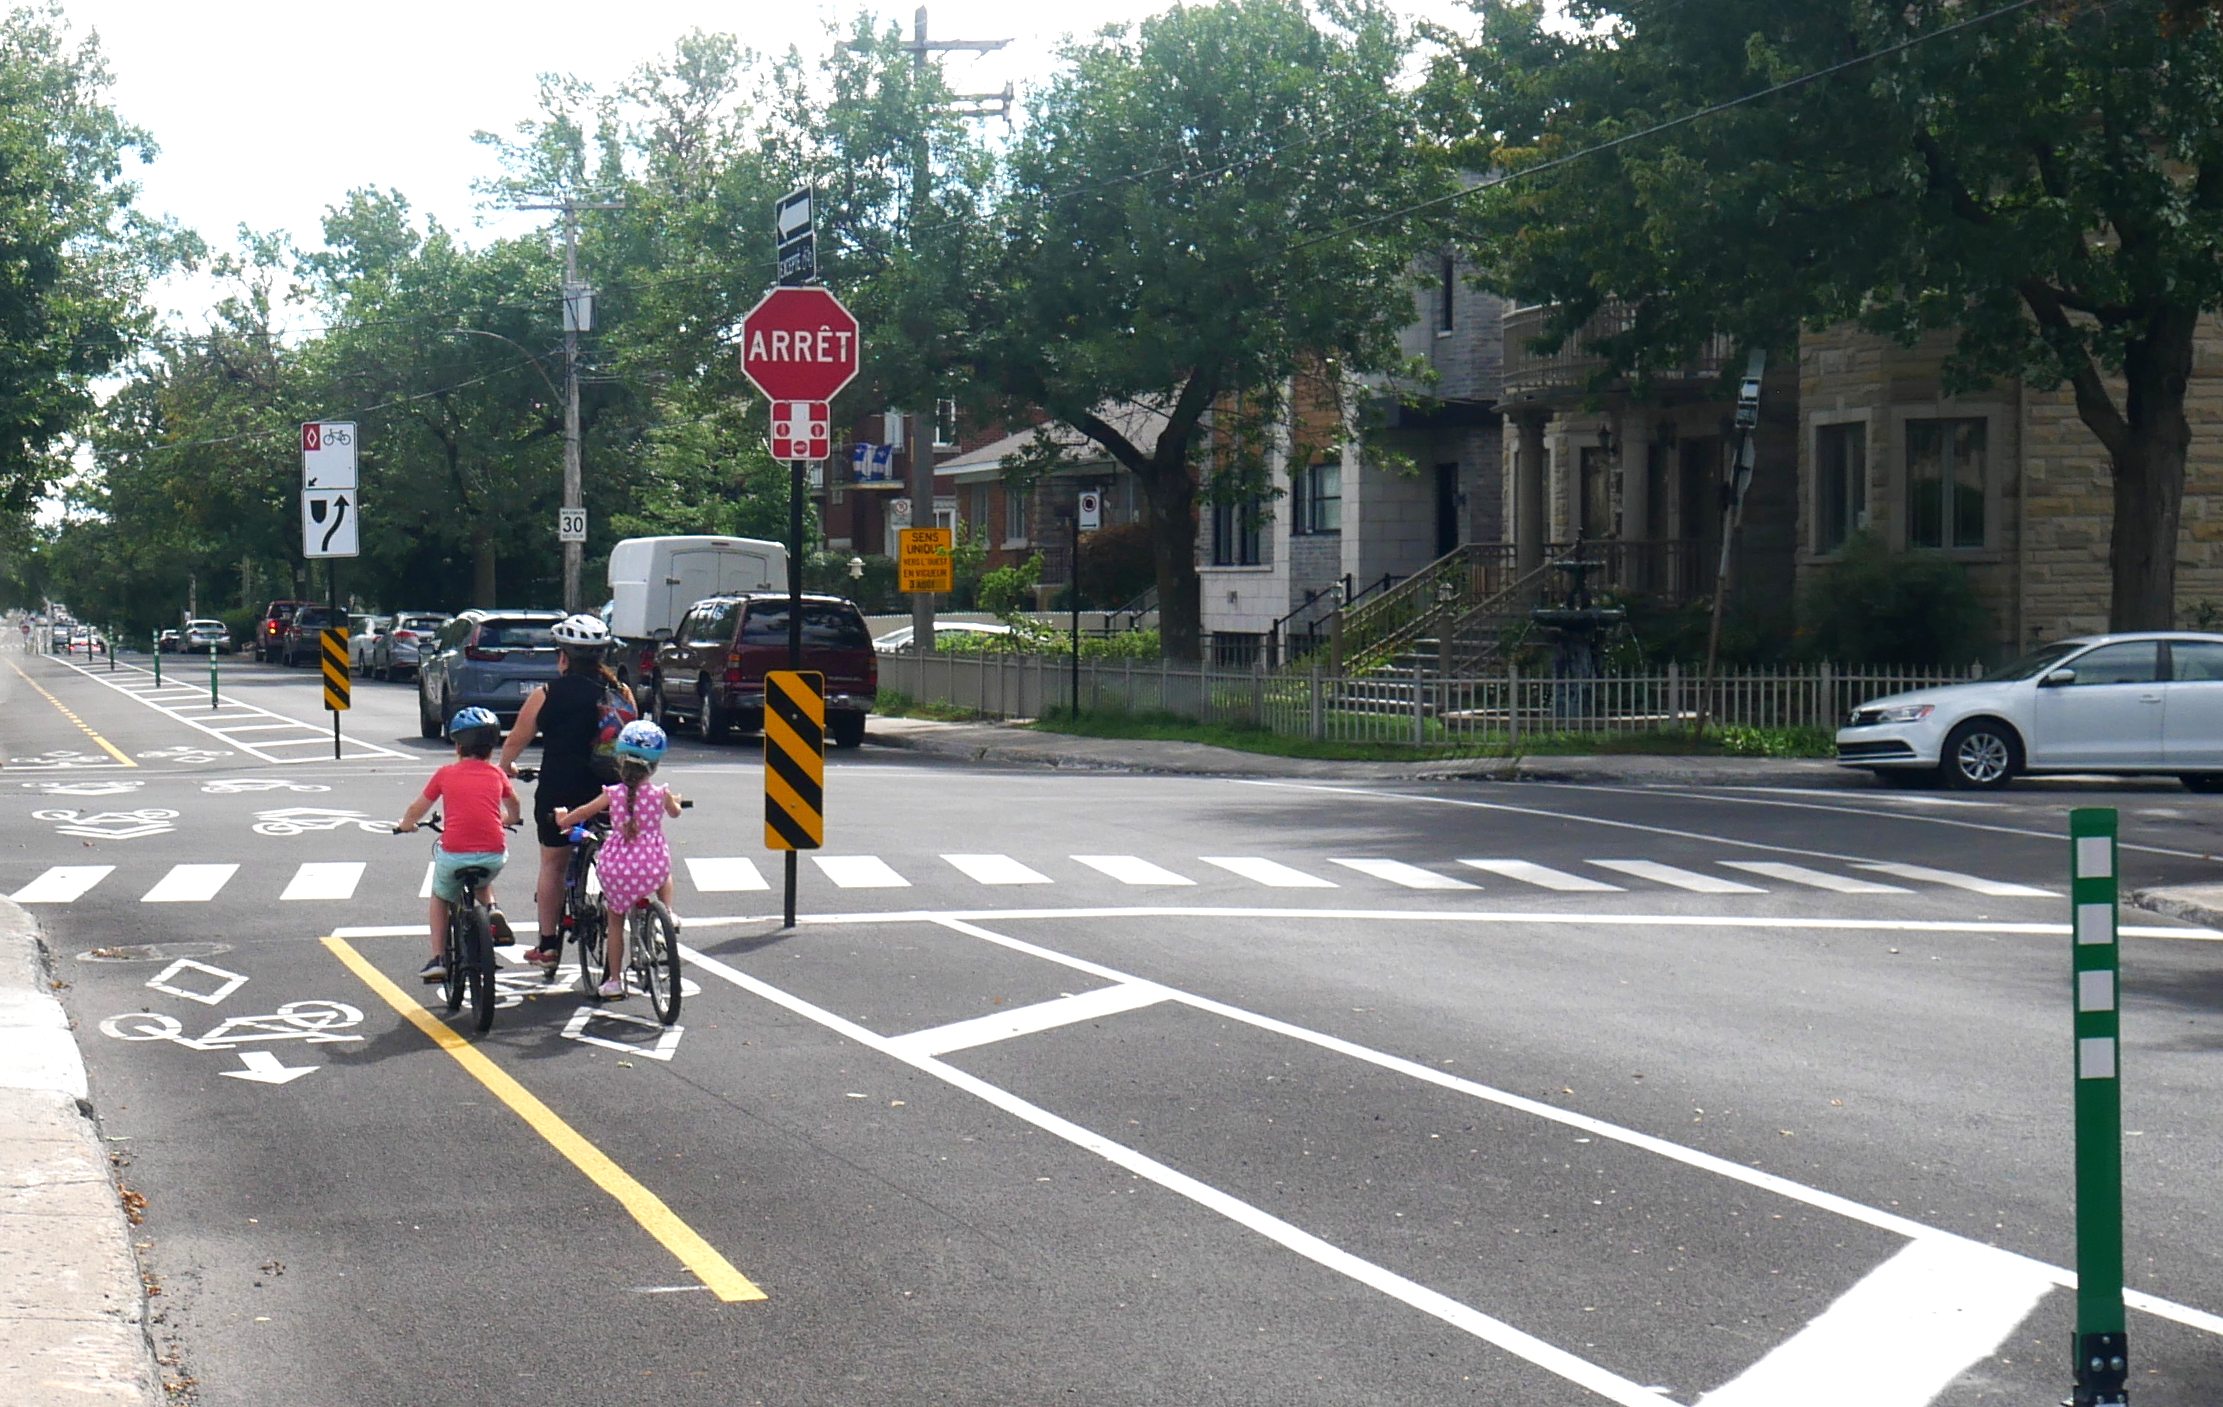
399, 817, 501, 1034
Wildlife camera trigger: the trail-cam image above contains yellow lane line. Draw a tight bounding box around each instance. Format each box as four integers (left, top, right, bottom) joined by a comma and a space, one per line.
320, 936, 766, 1302
8, 658, 136, 766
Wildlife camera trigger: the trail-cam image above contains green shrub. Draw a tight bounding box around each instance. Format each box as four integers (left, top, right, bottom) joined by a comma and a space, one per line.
1797, 532, 1991, 667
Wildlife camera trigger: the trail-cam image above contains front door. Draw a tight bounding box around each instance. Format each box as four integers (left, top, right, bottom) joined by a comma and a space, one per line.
1433, 464, 1459, 558
2029, 640, 2165, 768
2164, 639, 2223, 768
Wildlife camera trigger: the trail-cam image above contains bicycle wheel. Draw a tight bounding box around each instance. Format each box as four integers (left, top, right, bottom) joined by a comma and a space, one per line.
462, 906, 495, 1034
441, 912, 467, 1015
633, 901, 681, 1026
574, 903, 609, 997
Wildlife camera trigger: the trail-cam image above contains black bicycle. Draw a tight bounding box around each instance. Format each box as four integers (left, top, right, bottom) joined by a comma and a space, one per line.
403, 818, 498, 1034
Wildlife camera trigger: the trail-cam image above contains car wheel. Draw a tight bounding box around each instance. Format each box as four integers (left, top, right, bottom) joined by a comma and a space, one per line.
2180, 773, 2223, 794
829, 712, 866, 749
1940, 718, 2021, 790
697, 680, 729, 741
418, 684, 441, 739
652, 680, 677, 730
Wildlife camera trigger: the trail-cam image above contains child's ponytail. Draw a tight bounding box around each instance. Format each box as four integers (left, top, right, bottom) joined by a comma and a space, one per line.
617, 756, 651, 842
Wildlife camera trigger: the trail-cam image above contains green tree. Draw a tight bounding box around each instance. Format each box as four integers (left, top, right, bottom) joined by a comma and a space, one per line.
984, 0, 1445, 659
1429, 0, 2223, 630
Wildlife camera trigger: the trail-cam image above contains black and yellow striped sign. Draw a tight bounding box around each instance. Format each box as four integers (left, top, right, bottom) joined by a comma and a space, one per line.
321, 627, 350, 712
763, 669, 823, 850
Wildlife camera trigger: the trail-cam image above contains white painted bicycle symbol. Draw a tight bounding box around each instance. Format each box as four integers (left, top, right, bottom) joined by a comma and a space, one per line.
203, 779, 331, 795
20, 779, 143, 796
33, 807, 178, 840
99, 1000, 365, 1051
137, 746, 231, 766
250, 807, 389, 837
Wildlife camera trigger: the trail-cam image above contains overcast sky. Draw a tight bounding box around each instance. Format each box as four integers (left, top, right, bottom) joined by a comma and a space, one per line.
64, 0, 1473, 327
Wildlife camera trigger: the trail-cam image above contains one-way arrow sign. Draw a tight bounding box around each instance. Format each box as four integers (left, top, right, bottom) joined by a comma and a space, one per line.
218, 1050, 318, 1085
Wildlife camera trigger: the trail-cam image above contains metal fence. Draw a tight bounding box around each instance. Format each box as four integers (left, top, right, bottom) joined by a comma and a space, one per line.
880, 652, 1983, 747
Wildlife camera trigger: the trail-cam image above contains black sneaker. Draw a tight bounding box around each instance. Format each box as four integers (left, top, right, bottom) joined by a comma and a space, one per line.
419, 955, 447, 983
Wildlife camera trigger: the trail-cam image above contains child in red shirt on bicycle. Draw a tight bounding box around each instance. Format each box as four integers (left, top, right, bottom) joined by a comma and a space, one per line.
396, 707, 521, 982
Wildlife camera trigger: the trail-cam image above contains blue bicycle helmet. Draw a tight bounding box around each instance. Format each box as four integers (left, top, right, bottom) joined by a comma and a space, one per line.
614, 719, 668, 763
447, 705, 500, 742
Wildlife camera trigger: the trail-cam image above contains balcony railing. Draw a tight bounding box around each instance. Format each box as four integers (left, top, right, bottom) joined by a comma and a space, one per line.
1502, 301, 1736, 400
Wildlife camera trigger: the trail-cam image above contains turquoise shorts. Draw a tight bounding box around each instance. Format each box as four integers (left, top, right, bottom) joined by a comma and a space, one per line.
431, 848, 506, 903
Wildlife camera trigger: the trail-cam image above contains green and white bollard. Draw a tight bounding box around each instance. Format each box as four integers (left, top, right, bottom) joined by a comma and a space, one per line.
208, 642, 219, 711
2070, 807, 2128, 1407
152, 637, 161, 686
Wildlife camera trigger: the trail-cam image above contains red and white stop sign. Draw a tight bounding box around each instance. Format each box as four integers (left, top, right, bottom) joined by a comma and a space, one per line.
738, 287, 860, 403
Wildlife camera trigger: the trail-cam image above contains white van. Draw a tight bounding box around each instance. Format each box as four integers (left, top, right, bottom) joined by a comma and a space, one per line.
606, 535, 787, 642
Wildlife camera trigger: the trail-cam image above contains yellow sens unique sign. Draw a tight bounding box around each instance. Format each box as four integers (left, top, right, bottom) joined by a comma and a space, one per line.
321, 627, 351, 712
897, 526, 953, 594
763, 669, 824, 850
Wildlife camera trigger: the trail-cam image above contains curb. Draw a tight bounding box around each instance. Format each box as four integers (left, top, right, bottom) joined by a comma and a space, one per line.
0, 897, 165, 1405
2129, 884, 2223, 932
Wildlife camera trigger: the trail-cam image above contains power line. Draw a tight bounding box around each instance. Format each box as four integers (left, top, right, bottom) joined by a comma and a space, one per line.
128, 353, 547, 456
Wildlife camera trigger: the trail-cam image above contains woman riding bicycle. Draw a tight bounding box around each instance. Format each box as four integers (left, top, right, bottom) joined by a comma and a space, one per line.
497, 614, 634, 969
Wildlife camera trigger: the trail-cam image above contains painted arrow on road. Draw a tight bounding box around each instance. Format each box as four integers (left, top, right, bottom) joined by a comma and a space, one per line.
218, 1050, 318, 1085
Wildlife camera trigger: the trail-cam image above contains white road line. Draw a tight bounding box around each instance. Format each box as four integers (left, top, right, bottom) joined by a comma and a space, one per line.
46, 656, 405, 763
679, 943, 1673, 1407
1852, 861, 2055, 897
916, 914, 2223, 1343
419, 862, 435, 899
141, 863, 238, 903
1693, 1236, 2054, 1406
685, 857, 769, 892
813, 855, 910, 888
1071, 854, 1195, 886
887, 982, 1173, 1057
1326, 858, 1478, 890
942, 853, 1054, 886
280, 862, 365, 902
10, 866, 114, 903
1198, 856, 1337, 888
1589, 860, 1766, 894
1457, 859, 1622, 892
1720, 861, 1911, 895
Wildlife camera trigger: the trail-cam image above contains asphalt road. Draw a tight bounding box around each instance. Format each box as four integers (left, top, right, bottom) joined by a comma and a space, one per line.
11, 643, 2223, 1406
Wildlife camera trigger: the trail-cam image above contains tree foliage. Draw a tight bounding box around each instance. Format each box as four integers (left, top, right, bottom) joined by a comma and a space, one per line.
1427, 0, 2223, 629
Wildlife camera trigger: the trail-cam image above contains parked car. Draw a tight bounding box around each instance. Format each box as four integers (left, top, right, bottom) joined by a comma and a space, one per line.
415, 610, 565, 737
347, 615, 388, 674
373, 612, 449, 682
1837, 632, 2223, 790
47, 622, 69, 649
278, 605, 340, 667
605, 536, 786, 693
254, 600, 316, 663
653, 593, 876, 747
67, 627, 104, 655
183, 619, 231, 653
872, 621, 1015, 653
156, 629, 181, 653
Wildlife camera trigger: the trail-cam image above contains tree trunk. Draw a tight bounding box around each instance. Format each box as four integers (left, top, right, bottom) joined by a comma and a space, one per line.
471, 526, 498, 608
1139, 468, 1202, 662
2105, 313, 2196, 631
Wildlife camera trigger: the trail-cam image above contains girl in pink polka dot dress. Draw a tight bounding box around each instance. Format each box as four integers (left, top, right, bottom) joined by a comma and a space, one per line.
554, 721, 683, 998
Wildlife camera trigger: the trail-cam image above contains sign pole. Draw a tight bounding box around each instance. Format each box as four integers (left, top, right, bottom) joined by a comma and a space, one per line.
786, 455, 805, 928
329, 564, 341, 760
2069, 807, 2129, 1406
1069, 505, 1080, 719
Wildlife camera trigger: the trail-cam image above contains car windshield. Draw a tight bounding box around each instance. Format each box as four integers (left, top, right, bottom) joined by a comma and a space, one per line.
400, 616, 444, 632
1982, 640, 2089, 682
188, 620, 223, 630
741, 602, 871, 648
476, 621, 556, 650
294, 608, 335, 629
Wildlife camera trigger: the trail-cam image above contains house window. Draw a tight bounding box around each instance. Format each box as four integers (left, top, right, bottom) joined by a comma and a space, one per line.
1438, 256, 1456, 334
1291, 463, 1341, 535
1814, 421, 1867, 553
934, 398, 958, 449
1906, 417, 1987, 548
967, 483, 990, 532
1211, 497, 1262, 565
1007, 487, 1031, 544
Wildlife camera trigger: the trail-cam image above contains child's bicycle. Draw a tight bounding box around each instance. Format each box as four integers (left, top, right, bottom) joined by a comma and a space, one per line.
398, 817, 505, 1034
556, 798, 691, 1026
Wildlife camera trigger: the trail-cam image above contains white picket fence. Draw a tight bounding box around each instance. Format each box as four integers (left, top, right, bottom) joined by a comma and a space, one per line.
880, 652, 1982, 746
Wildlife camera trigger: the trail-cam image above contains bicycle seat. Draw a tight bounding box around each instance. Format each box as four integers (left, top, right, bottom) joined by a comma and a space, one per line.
454, 866, 493, 886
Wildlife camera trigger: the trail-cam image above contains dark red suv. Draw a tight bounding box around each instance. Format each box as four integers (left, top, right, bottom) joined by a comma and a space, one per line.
255, 600, 316, 663
651, 593, 876, 747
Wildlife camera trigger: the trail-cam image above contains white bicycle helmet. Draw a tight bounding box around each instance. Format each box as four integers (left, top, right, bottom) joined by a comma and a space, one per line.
551, 614, 609, 649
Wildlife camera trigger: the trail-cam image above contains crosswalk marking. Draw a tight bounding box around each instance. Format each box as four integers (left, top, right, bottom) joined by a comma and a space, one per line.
1852, 861, 2054, 897
813, 855, 910, 889
685, 857, 769, 892
141, 864, 239, 904
1589, 860, 1766, 894
11, 865, 113, 904
1071, 855, 1194, 886
1457, 859, 1622, 892
1326, 858, 1478, 891
942, 854, 1053, 886
280, 862, 365, 902
1199, 856, 1337, 888
1721, 861, 1912, 895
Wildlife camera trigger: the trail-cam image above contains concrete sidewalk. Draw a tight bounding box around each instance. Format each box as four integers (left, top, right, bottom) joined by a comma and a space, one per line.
0, 899, 163, 1405
864, 715, 1854, 786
